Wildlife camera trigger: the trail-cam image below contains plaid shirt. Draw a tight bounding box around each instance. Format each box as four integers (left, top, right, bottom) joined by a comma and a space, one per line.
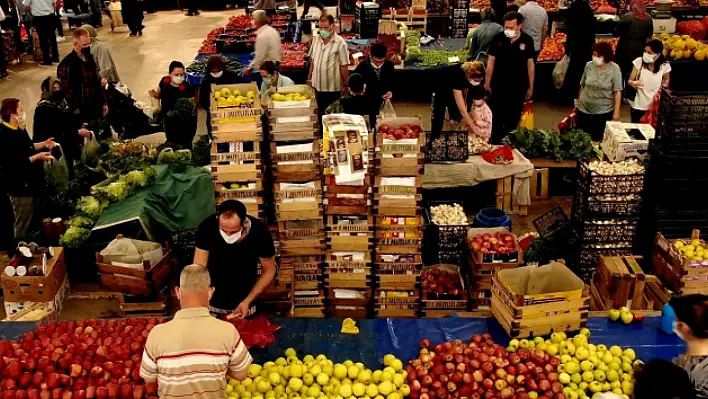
57, 51, 105, 113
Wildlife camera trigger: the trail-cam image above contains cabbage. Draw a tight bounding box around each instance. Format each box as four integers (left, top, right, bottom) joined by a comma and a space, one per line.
76, 196, 105, 219
124, 170, 149, 187
59, 227, 91, 248
67, 215, 94, 229
103, 181, 129, 201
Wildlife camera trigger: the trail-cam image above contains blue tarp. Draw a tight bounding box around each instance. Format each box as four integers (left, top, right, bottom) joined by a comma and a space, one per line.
0, 317, 684, 367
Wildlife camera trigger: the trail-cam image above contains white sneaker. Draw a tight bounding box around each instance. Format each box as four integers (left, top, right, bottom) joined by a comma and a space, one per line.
56, 36, 66, 42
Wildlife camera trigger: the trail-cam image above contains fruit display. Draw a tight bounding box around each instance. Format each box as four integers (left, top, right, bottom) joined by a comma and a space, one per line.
593, 3, 616, 13
517, 329, 644, 399
653, 33, 708, 61
421, 267, 464, 297
407, 335, 562, 399
378, 123, 422, 140
468, 231, 519, 257
198, 27, 223, 55
594, 38, 618, 54
281, 43, 309, 69
430, 204, 467, 225
607, 307, 645, 324
0, 318, 167, 399
585, 160, 644, 176
269, 91, 312, 102
227, 350, 409, 399
672, 237, 708, 262
537, 34, 566, 62
214, 88, 258, 108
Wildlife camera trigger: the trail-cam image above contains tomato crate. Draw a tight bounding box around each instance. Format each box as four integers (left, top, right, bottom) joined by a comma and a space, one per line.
271, 141, 321, 182
421, 264, 468, 311
652, 229, 708, 294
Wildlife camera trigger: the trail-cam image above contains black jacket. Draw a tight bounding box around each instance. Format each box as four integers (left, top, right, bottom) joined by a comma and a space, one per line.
199, 70, 242, 110
33, 100, 81, 161
353, 60, 395, 111
0, 123, 44, 197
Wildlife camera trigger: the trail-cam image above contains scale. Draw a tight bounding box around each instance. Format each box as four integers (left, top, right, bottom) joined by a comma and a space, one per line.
652, 0, 677, 33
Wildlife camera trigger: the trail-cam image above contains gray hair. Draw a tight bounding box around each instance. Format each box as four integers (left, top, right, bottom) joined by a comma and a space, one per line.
179, 264, 211, 292
253, 10, 268, 25
481, 7, 495, 21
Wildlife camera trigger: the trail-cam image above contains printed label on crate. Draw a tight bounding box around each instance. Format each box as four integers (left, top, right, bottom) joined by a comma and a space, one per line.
379, 143, 420, 154
212, 152, 259, 162
378, 216, 419, 226
275, 188, 319, 199
274, 152, 318, 163
281, 228, 322, 238
289, 261, 321, 270
378, 186, 417, 195
295, 274, 320, 281
378, 237, 421, 246
329, 224, 370, 233
219, 189, 261, 200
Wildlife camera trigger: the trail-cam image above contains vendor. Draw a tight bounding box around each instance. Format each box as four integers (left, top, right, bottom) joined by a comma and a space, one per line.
193, 200, 277, 319
149, 61, 195, 123
259, 61, 295, 98
431, 61, 486, 136
199, 55, 241, 138
670, 294, 708, 399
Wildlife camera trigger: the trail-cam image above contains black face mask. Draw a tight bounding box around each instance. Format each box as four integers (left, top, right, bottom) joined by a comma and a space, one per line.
81, 46, 91, 56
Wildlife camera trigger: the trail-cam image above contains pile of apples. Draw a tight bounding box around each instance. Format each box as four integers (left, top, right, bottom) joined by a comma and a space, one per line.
406, 335, 563, 399
0, 318, 167, 399
468, 233, 518, 256
226, 349, 409, 399
607, 307, 645, 325
537, 34, 566, 62
422, 268, 464, 298
378, 124, 422, 141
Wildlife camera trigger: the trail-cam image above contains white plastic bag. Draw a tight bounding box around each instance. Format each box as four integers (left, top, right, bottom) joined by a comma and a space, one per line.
379, 99, 397, 119
553, 54, 570, 89
100, 236, 162, 267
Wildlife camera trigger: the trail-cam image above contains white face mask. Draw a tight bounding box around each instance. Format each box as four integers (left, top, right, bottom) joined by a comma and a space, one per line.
504, 29, 518, 39
673, 322, 686, 341
470, 79, 482, 86
592, 56, 604, 66
220, 229, 242, 244
171, 75, 184, 85
211, 71, 224, 78
15, 112, 26, 126
642, 52, 656, 63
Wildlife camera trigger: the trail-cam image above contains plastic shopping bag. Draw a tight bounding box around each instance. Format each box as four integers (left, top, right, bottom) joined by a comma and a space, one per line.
82, 131, 100, 168
519, 102, 535, 129
379, 99, 397, 119
552, 55, 570, 89
640, 90, 661, 128
44, 145, 69, 193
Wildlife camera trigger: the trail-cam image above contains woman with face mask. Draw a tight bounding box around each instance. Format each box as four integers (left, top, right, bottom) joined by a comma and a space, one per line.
258, 61, 294, 98
150, 61, 196, 124
199, 55, 241, 138
670, 294, 708, 399
0, 98, 56, 240
431, 61, 486, 138
576, 42, 623, 141
627, 40, 670, 123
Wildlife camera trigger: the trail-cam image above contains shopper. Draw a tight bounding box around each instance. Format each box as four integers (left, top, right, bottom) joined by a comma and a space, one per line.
468, 8, 503, 65
121, 0, 143, 35
150, 61, 195, 122
576, 42, 622, 141
246, 10, 281, 75
519, 0, 548, 57
561, 0, 595, 105
670, 294, 708, 399
199, 55, 240, 138
193, 200, 277, 319
0, 3, 7, 79
140, 265, 252, 398
627, 39, 670, 123
431, 61, 485, 136
0, 98, 55, 239
81, 24, 120, 83
258, 60, 294, 98
33, 77, 91, 178
615, 0, 653, 79
23, 0, 59, 65
326, 73, 377, 128
353, 41, 395, 116
307, 13, 349, 129
468, 85, 492, 143
485, 11, 535, 143
53, 0, 63, 41
635, 359, 697, 399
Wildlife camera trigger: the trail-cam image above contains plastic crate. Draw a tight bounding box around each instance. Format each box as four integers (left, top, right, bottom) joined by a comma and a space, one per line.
355, 3, 382, 21
533, 205, 570, 239
453, 0, 469, 8
425, 202, 470, 251
577, 162, 645, 195
425, 130, 468, 163
216, 39, 255, 54
451, 28, 468, 38
574, 219, 638, 243
656, 89, 708, 140
451, 9, 468, 18
450, 17, 467, 28
647, 140, 708, 181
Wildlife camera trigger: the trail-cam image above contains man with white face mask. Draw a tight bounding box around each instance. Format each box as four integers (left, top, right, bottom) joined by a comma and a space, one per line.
485, 11, 535, 144
193, 200, 277, 320
199, 55, 241, 138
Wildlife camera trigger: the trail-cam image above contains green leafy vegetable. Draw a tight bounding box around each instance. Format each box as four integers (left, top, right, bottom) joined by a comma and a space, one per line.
559, 129, 594, 161
59, 227, 91, 248
502, 128, 594, 161
76, 196, 106, 219
67, 215, 94, 229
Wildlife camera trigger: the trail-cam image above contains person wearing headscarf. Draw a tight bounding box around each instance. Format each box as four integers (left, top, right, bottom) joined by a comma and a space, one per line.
560, 0, 595, 104
198, 55, 241, 138
33, 77, 92, 177
80, 24, 120, 84
615, 0, 653, 78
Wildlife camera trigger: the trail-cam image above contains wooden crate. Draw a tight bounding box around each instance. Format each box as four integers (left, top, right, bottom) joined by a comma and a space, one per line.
496, 176, 529, 216
274, 181, 323, 221
421, 264, 468, 312
66, 291, 168, 317
374, 176, 423, 216
327, 286, 372, 306
96, 249, 171, 297
593, 255, 650, 310
375, 258, 421, 291
327, 216, 374, 252
531, 168, 549, 200
325, 260, 372, 289
324, 175, 372, 215
211, 141, 262, 183
271, 141, 321, 182
467, 227, 524, 270
210, 83, 262, 123
214, 182, 264, 216
374, 290, 420, 318
652, 230, 708, 294
279, 220, 325, 257
375, 134, 425, 177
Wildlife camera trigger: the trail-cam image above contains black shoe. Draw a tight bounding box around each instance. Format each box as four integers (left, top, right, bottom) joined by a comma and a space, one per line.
195, 10, 200, 15
41, 61, 53, 65
186, 12, 194, 15
129, 32, 136, 36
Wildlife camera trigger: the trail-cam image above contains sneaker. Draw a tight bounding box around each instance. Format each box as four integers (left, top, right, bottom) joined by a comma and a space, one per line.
56, 36, 65, 42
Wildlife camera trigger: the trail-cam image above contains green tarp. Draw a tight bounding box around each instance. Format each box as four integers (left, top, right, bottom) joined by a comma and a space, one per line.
92, 164, 215, 240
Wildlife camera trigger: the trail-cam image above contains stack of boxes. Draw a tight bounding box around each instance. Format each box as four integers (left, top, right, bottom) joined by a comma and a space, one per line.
354, 2, 381, 39
450, 0, 469, 38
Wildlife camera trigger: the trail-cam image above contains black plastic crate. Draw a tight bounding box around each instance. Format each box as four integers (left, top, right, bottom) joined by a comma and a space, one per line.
577, 162, 645, 195
424, 202, 470, 251
437, 250, 465, 266
533, 205, 570, 239
426, 130, 468, 163
450, 17, 467, 28
450, 9, 468, 18
451, 28, 468, 38
572, 190, 642, 217
656, 88, 708, 140
574, 219, 638, 243
648, 140, 708, 180
355, 3, 382, 20
216, 39, 254, 54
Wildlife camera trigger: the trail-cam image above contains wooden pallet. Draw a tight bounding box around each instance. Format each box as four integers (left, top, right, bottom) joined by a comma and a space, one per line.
496, 176, 529, 216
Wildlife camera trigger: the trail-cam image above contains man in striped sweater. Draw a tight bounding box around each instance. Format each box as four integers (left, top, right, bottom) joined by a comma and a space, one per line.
140, 265, 252, 398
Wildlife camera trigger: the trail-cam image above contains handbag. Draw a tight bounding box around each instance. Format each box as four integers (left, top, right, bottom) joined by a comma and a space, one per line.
624, 67, 642, 103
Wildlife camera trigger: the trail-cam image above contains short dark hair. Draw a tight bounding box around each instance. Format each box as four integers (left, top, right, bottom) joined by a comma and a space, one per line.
503, 11, 524, 24
671, 294, 708, 338
319, 13, 335, 26
481, 7, 496, 21
0, 98, 20, 122
634, 359, 696, 399
348, 73, 365, 93
206, 55, 225, 72
470, 86, 487, 101
73, 27, 89, 40
217, 200, 248, 223
645, 39, 668, 72
593, 42, 615, 63
260, 60, 278, 75
370, 42, 387, 59
169, 61, 185, 73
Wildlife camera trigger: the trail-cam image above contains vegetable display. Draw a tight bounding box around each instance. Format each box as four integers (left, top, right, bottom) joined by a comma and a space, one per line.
585, 160, 644, 176
430, 204, 467, 225
186, 56, 246, 75
502, 128, 593, 162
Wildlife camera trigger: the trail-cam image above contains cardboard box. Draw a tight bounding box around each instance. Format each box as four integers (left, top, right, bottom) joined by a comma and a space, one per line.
1, 247, 66, 302
4, 275, 69, 317
602, 122, 656, 162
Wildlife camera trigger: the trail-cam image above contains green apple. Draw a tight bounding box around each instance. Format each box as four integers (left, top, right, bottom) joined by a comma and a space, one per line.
372, 370, 383, 384
392, 374, 404, 388
534, 337, 545, 345
352, 383, 366, 397
269, 373, 281, 386
551, 333, 563, 344
309, 365, 322, 377
580, 328, 591, 337
608, 309, 620, 321
378, 381, 394, 396
602, 382, 611, 392
593, 370, 606, 382
285, 348, 297, 358
257, 380, 272, 394
381, 372, 394, 383
559, 373, 572, 384
358, 370, 372, 384
303, 355, 315, 363
575, 347, 589, 361
387, 393, 401, 399
571, 373, 583, 384
334, 365, 348, 380
620, 311, 634, 324
561, 355, 573, 364
578, 382, 589, 391
528, 392, 538, 399
509, 339, 520, 348
588, 355, 600, 366
519, 339, 530, 348
596, 363, 608, 372
547, 344, 560, 356
249, 365, 264, 379
589, 381, 603, 393
289, 379, 304, 392
582, 371, 595, 382
580, 361, 594, 372
621, 381, 634, 395
303, 374, 314, 386
391, 359, 403, 372
338, 385, 352, 398
383, 355, 395, 366
347, 366, 359, 380
609, 346, 623, 357
400, 385, 411, 396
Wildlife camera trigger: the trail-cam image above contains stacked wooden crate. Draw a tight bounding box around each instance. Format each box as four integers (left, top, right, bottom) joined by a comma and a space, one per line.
373, 117, 425, 318
589, 255, 671, 311
321, 115, 374, 318
266, 86, 324, 318
210, 83, 264, 218
652, 229, 708, 296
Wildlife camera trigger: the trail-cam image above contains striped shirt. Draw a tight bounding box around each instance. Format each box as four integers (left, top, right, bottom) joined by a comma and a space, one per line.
140, 307, 252, 398
519, 1, 548, 51
309, 33, 350, 92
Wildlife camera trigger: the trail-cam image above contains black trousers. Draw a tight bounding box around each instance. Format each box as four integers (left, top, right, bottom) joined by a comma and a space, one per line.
630, 107, 645, 124
430, 91, 460, 137
186, 0, 199, 14
576, 110, 613, 142
33, 15, 59, 63
0, 35, 6, 74
490, 87, 526, 144
55, 10, 64, 36
315, 90, 341, 133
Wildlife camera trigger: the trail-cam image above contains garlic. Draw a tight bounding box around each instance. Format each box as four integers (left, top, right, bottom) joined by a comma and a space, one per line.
430, 203, 467, 225
587, 160, 645, 176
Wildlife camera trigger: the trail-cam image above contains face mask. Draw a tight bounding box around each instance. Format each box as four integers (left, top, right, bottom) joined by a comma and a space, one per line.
504, 29, 518, 38
15, 112, 26, 126
320, 29, 331, 39
643, 52, 656, 63
81, 46, 91, 56
220, 229, 242, 244
592, 56, 604, 66
470, 79, 481, 86
372, 61, 383, 69
171, 75, 185, 85
49, 90, 64, 102
211, 71, 224, 78
263, 77, 273, 85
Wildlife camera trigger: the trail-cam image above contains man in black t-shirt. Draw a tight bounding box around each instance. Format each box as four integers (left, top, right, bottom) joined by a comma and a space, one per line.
485, 11, 535, 143
193, 200, 277, 319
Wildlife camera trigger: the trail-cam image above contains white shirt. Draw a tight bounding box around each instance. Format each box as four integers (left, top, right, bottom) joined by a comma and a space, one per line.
519, 1, 548, 51
22, 0, 55, 17
308, 34, 349, 92
631, 57, 671, 110
250, 24, 282, 69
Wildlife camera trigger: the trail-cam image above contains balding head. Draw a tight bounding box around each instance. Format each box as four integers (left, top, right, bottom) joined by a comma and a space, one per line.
176, 265, 214, 308
252, 10, 268, 28
72, 28, 92, 55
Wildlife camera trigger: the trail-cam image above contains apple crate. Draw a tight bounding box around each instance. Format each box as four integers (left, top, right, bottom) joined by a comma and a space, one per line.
421, 264, 468, 312
271, 142, 321, 182
210, 83, 262, 124
266, 85, 316, 110
375, 117, 425, 177
278, 220, 325, 257
652, 229, 708, 294
468, 227, 523, 269
324, 175, 372, 215
274, 182, 323, 222
95, 248, 171, 297
491, 263, 590, 338
374, 290, 420, 318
